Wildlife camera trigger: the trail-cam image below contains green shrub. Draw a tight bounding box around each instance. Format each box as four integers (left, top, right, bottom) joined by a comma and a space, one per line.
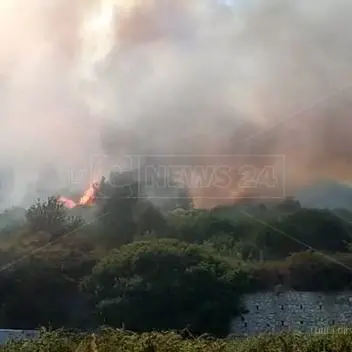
83, 239, 246, 336
3, 329, 352, 352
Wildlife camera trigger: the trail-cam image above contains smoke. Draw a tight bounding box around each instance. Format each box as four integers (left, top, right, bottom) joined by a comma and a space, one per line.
0, 0, 352, 209
0, 0, 100, 207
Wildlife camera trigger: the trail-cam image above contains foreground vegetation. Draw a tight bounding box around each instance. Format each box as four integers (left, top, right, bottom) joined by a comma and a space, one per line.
1, 171, 352, 335
3, 329, 352, 352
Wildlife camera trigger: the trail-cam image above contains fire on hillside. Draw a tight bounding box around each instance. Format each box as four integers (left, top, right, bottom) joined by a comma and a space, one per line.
57, 181, 100, 208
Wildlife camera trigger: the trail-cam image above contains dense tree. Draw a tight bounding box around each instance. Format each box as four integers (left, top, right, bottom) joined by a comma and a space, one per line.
83, 239, 247, 336
275, 196, 302, 213
284, 251, 352, 291
166, 211, 239, 244
1, 173, 352, 333
96, 176, 140, 247
0, 258, 83, 329
257, 209, 352, 259
134, 201, 167, 236
26, 197, 83, 240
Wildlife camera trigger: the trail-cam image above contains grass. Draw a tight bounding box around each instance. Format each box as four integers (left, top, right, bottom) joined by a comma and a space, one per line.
2, 328, 352, 351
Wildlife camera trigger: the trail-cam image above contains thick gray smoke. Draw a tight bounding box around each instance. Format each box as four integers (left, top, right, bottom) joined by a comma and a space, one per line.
0, 0, 352, 209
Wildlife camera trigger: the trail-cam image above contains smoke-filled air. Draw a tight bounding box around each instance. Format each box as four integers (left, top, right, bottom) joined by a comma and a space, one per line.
1, 0, 352, 209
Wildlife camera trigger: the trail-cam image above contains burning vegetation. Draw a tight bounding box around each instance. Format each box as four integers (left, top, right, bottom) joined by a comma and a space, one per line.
57, 181, 100, 208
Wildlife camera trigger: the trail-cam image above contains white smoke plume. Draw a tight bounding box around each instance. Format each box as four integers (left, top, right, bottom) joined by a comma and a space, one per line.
0, 0, 352, 208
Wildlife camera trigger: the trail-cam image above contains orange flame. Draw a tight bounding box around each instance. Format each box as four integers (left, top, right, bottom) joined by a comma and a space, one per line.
78, 181, 99, 206
57, 196, 77, 209
58, 181, 99, 208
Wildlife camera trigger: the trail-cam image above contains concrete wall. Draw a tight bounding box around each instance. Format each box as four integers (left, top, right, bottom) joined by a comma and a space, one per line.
0, 330, 39, 344
231, 291, 352, 336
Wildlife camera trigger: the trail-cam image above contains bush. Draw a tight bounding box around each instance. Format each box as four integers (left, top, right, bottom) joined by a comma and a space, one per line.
246, 251, 352, 292
0, 259, 82, 329
257, 209, 352, 259
166, 211, 239, 244
26, 197, 83, 239
83, 239, 247, 336
285, 251, 352, 291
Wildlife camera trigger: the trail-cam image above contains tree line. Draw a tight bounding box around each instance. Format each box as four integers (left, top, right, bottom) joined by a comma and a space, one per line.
0, 172, 352, 336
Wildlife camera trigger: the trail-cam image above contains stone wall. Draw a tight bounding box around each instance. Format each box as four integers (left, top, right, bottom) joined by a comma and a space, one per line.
0, 330, 38, 344
231, 291, 352, 336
